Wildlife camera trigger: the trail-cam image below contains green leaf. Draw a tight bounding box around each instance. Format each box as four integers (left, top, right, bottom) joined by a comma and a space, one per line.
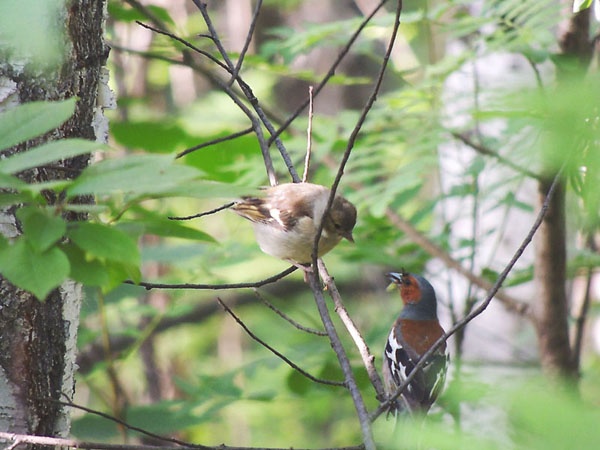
110, 120, 192, 153
572, 0, 593, 12
61, 243, 110, 287
286, 368, 312, 395
66, 154, 204, 198
0, 99, 76, 151
181, 131, 261, 183
67, 222, 140, 265
0, 238, 70, 300
105, 260, 141, 290
0, 172, 27, 189
107, 2, 174, 25
0, 139, 103, 174
16, 206, 66, 252
0, 192, 32, 208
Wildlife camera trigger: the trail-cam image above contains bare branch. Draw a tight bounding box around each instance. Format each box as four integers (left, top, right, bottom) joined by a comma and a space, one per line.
313, 0, 403, 261
269, 0, 390, 145
229, 0, 263, 85
193, 0, 296, 183
384, 208, 531, 316
0, 430, 365, 450
302, 86, 315, 183
451, 131, 543, 180
306, 267, 376, 450
53, 397, 209, 449
176, 127, 254, 158
168, 202, 235, 220
131, 3, 278, 185
135, 20, 229, 72
126, 267, 297, 290
254, 289, 328, 336
305, 3, 405, 448
318, 261, 386, 401
216, 298, 345, 387
371, 168, 564, 420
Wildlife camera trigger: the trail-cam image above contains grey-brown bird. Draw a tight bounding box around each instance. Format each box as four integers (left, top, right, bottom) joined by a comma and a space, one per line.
231, 183, 356, 264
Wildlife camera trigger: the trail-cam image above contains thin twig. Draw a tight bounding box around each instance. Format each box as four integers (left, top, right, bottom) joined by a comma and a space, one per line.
193, 0, 291, 183
126, 267, 297, 290
318, 260, 386, 401
229, 0, 263, 86
303, 86, 315, 183
176, 127, 254, 158
451, 131, 543, 181
269, 0, 390, 146
134, 3, 278, 185
571, 235, 597, 369
0, 430, 365, 450
307, 268, 376, 450
168, 202, 234, 220
313, 0, 403, 261
52, 397, 209, 449
254, 289, 328, 336
135, 20, 229, 72
384, 208, 531, 315
216, 297, 345, 387
123, 0, 168, 27
306, 3, 404, 448
371, 168, 564, 421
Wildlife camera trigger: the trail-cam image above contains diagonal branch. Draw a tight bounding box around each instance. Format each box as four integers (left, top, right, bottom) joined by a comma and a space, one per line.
451, 131, 543, 180
130, 3, 278, 185
216, 298, 345, 387
307, 268, 376, 450
318, 261, 386, 401
269, 0, 390, 145
384, 208, 531, 315
306, 3, 404, 448
229, 0, 263, 85
135, 20, 228, 71
193, 0, 298, 183
168, 202, 235, 220
314, 0, 403, 260
254, 289, 328, 336
176, 127, 254, 158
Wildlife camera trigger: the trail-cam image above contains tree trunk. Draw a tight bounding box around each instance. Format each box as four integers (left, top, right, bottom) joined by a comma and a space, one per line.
532, 5, 592, 379
0, 0, 108, 440
533, 180, 576, 378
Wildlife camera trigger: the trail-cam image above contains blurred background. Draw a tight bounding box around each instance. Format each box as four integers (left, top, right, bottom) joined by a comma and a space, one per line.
72, 1, 600, 448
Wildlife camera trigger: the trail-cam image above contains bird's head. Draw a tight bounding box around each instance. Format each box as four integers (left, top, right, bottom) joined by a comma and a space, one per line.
325, 196, 357, 242
387, 270, 439, 320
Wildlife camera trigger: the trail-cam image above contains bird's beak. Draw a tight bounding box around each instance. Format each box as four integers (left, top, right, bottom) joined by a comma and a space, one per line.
343, 231, 354, 243
385, 272, 402, 292
386, 272, 403, 285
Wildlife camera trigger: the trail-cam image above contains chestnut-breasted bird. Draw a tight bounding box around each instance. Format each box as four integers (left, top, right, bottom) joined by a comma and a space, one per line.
383, 271, 448, 415
231, 183, 356, 264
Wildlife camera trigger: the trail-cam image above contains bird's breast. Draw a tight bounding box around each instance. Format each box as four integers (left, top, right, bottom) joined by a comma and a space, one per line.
397, 319, 446, 356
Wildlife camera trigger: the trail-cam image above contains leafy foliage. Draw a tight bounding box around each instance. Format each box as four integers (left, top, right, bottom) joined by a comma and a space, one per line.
4, 0, 599, 448
0, 100, 245, 298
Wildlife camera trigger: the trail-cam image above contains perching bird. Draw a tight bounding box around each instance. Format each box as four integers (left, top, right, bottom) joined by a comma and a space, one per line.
231, 182, 357, 265
382, 270, 448, 415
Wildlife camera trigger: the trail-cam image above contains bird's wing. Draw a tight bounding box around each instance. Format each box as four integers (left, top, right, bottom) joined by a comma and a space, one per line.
231, 197, 284, 227
384, 324, 448, 412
